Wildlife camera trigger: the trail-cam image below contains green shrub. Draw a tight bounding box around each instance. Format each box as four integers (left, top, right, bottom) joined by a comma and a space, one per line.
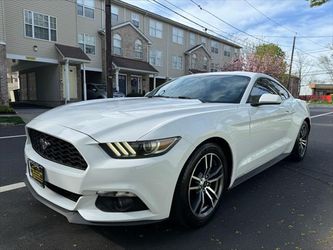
0, 105, 16, 114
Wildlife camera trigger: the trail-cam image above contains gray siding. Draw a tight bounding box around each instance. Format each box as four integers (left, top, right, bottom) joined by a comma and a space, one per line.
111, 0, 241, 78
4, 0, 77, 60
0, 0, 5, 43
77, 0, 104, 70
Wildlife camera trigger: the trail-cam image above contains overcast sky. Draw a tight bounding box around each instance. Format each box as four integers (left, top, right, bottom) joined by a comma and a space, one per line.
123, 0, 333, 84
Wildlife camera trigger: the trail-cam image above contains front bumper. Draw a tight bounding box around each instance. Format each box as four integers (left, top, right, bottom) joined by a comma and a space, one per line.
25, 178, 165, 226
25, 125, 194, 224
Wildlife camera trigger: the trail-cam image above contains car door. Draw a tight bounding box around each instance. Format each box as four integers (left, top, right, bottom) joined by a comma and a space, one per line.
246, 78, 293, 171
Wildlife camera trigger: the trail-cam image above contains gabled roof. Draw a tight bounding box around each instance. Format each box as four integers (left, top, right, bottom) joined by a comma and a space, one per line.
111, 22, 152, 45
185, 44, 211, 59
113, 0, 242, 49
55, 44, 90, 63
112, 56, 158, 74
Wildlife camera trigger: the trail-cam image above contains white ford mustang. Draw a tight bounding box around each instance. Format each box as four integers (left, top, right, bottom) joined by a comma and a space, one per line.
25, 72, 310, 227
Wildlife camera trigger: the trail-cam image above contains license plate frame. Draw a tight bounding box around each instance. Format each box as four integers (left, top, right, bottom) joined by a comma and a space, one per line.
28, 160, 45, 188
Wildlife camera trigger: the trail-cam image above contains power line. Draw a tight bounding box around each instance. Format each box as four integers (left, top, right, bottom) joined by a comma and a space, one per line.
189, 0, 326, 62
243, 0, 296, 35
189, 0, 269, 43
242, 0, 329, 50
149, 0, 251, 48
159, 0, 255, 49
254, 35, 333, 38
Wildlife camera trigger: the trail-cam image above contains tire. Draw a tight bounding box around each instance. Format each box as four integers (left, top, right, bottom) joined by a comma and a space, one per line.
172, 143, 228, 228
290, 121, 309, 161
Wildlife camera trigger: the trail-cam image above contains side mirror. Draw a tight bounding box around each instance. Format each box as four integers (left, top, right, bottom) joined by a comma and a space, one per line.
251, 93, 282, 106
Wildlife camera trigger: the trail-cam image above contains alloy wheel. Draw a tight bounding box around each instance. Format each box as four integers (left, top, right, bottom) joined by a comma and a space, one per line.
298, 123, 308, 157
188, 153, 224, 218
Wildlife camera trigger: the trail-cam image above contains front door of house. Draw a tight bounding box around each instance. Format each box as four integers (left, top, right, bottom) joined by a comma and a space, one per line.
119, 75, 127, 95
130, 76, 141, 95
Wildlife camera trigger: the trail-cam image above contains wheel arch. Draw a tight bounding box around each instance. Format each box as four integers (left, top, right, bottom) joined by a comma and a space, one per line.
304, 117, 311, 132
177, 136, 234, 192
200, 137, 233, 189
170, 136, 234, 222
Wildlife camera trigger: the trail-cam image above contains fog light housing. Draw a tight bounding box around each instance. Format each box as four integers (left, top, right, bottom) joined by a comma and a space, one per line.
95, 192, 148, 212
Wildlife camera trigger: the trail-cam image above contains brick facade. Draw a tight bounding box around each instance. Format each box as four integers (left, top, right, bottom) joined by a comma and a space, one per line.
111, 24, 149, 61
185, 46, 211, 74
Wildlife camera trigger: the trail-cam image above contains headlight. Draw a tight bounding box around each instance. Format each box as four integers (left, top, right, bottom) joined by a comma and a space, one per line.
100, 137, 181, 158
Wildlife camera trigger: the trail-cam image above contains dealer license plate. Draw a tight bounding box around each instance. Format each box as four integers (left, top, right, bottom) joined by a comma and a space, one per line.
28, 160, 45, 187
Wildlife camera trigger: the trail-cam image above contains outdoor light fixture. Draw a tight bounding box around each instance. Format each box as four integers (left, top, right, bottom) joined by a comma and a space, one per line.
33, 45, 38, 52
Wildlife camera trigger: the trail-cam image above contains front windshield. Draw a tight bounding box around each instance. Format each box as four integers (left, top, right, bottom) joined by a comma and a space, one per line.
147, 75, 251, 103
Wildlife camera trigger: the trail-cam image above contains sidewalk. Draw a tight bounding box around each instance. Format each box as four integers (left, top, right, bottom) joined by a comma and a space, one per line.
14, 107, 50, 124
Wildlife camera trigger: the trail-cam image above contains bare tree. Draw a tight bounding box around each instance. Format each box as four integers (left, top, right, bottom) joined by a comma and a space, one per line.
318, 53, 333, 82
294, 51, 314, 93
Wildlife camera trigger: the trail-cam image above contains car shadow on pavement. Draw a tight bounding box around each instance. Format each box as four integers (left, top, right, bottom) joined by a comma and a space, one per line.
92, 155, 333, 249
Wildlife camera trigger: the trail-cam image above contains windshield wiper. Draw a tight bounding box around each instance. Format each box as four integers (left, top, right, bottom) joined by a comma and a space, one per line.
176, 96, 205, 103
147, 95, 171, 98
176, 96, 193, 99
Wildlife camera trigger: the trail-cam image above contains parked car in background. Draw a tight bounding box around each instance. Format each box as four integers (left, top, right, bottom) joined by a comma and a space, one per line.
25, 72, 310, 228
87, 83, 125, 99
87, 83, 106, 100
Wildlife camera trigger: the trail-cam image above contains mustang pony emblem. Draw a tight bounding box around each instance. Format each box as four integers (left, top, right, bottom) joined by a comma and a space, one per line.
39, 138, 51, 150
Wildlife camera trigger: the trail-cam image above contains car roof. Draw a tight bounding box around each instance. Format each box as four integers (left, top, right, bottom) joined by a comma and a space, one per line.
188, 71, 278, 81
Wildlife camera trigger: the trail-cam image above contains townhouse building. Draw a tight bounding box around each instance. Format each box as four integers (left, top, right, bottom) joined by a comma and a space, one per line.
0, 0, 241, 107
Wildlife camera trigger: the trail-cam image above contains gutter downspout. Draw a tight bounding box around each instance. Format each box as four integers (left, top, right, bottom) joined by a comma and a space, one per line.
65, 59, 70, 104
83, 63, 87, 100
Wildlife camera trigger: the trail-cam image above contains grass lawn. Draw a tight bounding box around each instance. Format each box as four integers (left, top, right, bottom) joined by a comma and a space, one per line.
0, 116, 25, 125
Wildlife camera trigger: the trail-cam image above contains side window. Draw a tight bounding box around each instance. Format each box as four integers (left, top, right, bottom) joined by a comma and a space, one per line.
247, 79, 276, 103
269, 80, 290, 100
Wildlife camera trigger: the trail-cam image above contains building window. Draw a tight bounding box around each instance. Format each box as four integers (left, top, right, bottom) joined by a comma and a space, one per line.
77, 0, 94, 18
224, 45, 231, 57
134, 39, 143, 59
149, 50, 162, 66
113, 34, 122, 55
172, 27, 184, 45
131, 13, 140, 28
149, 19, 163, 38
210, 63, 215, 72
24, 10, 57, 42
211, 40, 219, 54
172, 56, 183, 70
203, 56, 208, 70
111, 5, 119, 23
189, 33, 196, 46
191, 53, 197, 68
78, 34, 96, 55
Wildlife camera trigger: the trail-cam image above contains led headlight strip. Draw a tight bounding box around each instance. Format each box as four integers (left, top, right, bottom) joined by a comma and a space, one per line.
101, 137, 180, 158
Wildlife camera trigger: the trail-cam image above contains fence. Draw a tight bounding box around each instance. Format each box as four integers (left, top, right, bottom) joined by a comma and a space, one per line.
299, 95, 333, 103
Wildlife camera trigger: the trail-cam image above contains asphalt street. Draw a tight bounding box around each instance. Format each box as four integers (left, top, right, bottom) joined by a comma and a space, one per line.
0, 106, 332, 250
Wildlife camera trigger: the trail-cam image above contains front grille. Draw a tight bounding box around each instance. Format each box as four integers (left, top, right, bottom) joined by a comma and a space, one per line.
28, 128, 88, 170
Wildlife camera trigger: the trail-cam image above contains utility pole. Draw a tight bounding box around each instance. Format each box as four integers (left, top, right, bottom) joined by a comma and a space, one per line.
287, 35, 296, 91
105, 0, 113, 98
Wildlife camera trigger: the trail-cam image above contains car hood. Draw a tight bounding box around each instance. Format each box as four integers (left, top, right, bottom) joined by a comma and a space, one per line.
27, 97, 236, 142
